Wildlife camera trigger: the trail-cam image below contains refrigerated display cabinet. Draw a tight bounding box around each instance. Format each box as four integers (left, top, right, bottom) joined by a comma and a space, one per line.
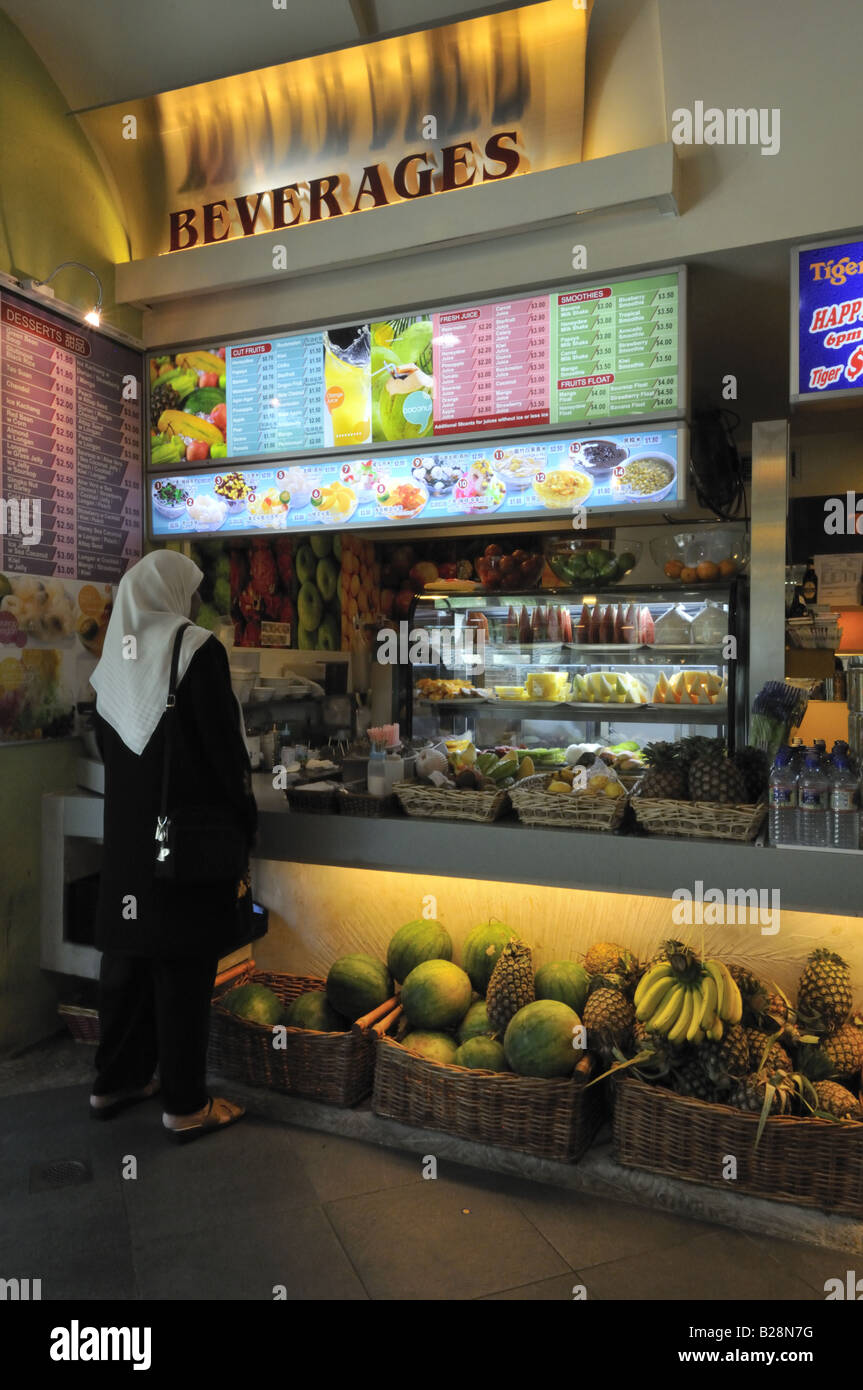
404, 581, 747, 752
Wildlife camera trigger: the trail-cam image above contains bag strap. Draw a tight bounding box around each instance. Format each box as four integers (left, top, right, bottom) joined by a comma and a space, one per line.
158, 623, 191, 829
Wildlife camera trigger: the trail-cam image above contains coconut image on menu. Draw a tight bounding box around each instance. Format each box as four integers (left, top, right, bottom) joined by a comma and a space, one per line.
371, 316, 435, 442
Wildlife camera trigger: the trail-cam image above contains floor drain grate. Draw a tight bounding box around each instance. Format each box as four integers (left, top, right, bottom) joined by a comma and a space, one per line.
29, 1159, 92, 1193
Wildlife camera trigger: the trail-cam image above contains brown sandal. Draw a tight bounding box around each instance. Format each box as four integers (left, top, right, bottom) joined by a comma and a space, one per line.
163, 1096, 245, 1144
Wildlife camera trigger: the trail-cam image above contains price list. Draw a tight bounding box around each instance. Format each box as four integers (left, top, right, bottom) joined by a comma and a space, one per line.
227, 334, 325, 456
551, 273, 680, 425
432, 296, 550, 435
0, 290, 142, 581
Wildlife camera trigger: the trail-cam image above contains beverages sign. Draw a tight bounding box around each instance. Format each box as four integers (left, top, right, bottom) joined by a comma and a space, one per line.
78, 0, 592, 261
792, 236, 863, 401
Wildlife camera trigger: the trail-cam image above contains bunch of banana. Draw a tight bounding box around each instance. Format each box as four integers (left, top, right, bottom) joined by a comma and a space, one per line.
635, 954, 742, 1045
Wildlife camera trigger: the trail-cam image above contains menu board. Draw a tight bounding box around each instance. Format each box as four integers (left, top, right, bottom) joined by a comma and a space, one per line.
148, 424, 686, 540
148, 270, 684, 471
1, 288, 143, 582
550, 273, 680, 424
792, 238, 863, 402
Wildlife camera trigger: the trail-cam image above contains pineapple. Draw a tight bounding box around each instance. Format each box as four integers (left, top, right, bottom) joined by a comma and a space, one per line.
743, 1030, 792, 1075
731, 745, 770, 804
817, 1021, 863, 1081
727, 963, 766, 1004
812, 1080, 863, 1121
672, 1054, 717, 1102
583, 942, 638, 986
701, 1023, 751, 1089
583, 986, 634, 1049
731, 1068, 798, 1115
686, 739, 748, 804
635, 742, 687, 800
797, 949, 853, 1033
486, 939, 534, 1034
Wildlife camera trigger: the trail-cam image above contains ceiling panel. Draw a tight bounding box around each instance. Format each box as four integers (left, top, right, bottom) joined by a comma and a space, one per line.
1, 0, 501, 109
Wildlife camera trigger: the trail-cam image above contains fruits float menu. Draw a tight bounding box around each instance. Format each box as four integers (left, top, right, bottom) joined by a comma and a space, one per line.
0, 289, 142, 581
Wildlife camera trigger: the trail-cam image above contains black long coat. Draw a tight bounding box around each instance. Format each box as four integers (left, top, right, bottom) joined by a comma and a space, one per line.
94, 635, 259, 959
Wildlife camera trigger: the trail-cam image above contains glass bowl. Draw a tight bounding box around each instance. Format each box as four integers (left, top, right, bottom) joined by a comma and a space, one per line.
543, 537, 642, 585
649, 525, 749, 582
475, 548, 545, 591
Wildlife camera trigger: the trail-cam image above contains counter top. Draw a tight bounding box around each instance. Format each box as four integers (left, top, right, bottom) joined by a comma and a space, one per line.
255, 803, 862, 918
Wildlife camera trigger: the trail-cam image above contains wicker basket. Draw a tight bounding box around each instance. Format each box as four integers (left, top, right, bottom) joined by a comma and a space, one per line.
631, 797, 767, 841
613, 1075, 863, 1216
336, 782, 399, 817
372, 1034, 603, 1162
284, 783, 339, 815
509, 776, 628, 830
208, 968, 379, 1106
58, 1004, 100, 1045
392, 779, 510, 823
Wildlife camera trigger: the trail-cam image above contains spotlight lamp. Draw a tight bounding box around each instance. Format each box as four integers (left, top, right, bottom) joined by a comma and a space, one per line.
25, 261, 103, 327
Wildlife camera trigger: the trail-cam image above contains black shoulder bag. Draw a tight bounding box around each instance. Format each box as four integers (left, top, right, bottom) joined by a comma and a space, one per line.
154, 624, 248, 884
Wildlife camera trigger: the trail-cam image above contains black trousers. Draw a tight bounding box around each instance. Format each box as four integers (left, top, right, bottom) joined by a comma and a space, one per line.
94, 953, 219, 1115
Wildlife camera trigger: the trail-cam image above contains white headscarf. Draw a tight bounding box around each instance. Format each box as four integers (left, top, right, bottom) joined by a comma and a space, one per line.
90, 551, 213, 756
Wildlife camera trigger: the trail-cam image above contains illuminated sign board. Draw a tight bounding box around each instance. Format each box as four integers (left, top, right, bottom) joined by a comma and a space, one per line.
792, 236, 863, 402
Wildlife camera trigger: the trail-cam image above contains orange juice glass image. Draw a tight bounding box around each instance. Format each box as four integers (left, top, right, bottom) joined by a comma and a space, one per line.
324, 329, 372, 447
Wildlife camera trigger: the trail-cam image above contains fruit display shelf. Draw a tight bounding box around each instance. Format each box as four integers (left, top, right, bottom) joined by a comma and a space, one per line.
251, 792, 863, 918
415, 698, 729, 723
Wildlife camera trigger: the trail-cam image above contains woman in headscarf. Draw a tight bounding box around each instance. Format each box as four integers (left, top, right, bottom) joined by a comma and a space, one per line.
89, 550, 258, 1141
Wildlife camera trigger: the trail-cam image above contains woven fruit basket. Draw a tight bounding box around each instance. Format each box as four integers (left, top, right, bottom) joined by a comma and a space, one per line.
392, 780, 510, 823
208, 967, 386, 1106
631, 797, 767, 841
336, 782, 399, 817
372, 1034, 603, 1162
613, 1075, 863, 1216
509, 777, 628, 831
58, 1004, 100, 1045
284, 784, 339, 814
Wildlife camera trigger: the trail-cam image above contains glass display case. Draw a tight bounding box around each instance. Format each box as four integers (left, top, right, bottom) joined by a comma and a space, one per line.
404, 582, 746, 751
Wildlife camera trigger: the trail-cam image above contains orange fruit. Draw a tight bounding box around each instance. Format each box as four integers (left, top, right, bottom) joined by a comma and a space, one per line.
679, 566, 698, 583
718, 558, 738, 578
664, 560, 684, 578
696, 561, 719, 581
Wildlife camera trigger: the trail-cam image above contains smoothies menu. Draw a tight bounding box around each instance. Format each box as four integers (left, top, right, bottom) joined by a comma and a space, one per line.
1, 289, 143, 581
149, 425, 684, 539
148, 270, 683, 470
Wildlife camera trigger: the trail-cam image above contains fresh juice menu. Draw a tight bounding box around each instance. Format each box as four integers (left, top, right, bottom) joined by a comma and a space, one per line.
147, 270, 683, 472
1, 289, 143, 582
149, 425, 684, 539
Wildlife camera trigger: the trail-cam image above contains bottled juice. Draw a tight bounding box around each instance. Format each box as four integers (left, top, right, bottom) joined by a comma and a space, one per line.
324, 334, 371, 447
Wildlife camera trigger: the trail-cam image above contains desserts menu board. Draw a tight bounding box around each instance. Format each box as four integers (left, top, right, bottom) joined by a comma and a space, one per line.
1, 288, 143, 582
149, 425, 685, 540
147, 270, 684, 470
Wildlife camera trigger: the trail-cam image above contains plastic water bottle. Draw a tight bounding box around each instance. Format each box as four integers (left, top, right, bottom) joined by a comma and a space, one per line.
769, 748, 798, 846
789, 737, 806, 774
831, 755, 861, 849
797, 750, 832, 847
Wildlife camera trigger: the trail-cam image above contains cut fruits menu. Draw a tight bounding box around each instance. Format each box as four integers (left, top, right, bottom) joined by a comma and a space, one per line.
1, 288, 143, 582
147, 270, 683, 470
149, 426, 684, 538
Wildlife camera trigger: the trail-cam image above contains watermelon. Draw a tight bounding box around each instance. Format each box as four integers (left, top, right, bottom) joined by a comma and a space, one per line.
386, 918, 452, 983
457, 1000, 496, 1044
283, 991, 348, 1032
401, 1031, 458, 1064
400, 959, 472, 1031
504, 1000, 582, 1078
222, 983, 283, 1027
326, 954, 393, 1022
535, 961, 591, 1015
453, 1037, 508, 1071
461, 921, 515, 995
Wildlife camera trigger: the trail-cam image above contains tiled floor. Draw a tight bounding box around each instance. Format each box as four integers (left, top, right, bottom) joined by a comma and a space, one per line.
0, 1035, 854, 1300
